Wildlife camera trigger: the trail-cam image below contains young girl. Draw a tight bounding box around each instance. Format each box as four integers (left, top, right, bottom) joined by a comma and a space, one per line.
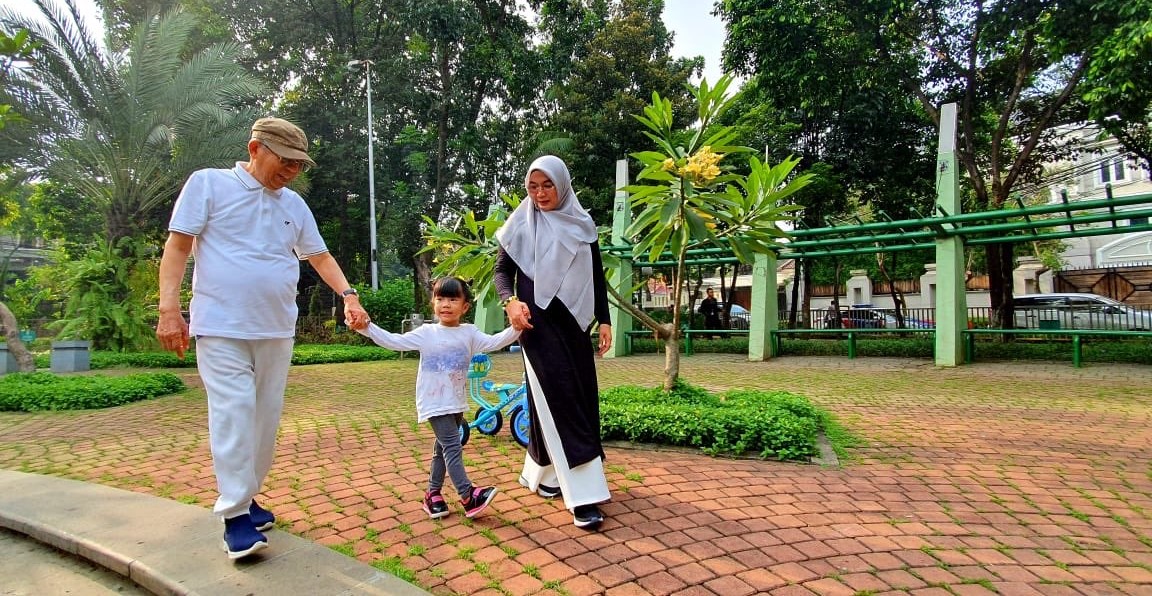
351, 277, 520, 519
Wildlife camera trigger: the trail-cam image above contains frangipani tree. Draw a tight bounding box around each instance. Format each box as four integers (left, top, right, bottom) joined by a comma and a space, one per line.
419, 193, 522, 298
621, 75, 810, 388
421, 75, 811, 390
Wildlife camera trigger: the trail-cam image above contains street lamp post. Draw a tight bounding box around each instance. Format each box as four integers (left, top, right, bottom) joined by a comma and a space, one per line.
347, 59, 378, 289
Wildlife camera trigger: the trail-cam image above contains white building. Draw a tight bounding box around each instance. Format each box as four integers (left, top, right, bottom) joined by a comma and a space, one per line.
1042, 124, 1152, 268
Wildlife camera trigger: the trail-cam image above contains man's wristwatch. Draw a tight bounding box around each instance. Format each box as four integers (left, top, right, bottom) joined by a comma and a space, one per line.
341, 288, 359, 298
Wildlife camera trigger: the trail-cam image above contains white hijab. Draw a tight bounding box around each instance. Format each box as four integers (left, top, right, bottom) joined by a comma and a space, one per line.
496, 155, 599, 330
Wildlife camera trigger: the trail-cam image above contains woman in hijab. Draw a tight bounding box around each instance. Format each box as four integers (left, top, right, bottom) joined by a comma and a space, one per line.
494, 155, 613, 529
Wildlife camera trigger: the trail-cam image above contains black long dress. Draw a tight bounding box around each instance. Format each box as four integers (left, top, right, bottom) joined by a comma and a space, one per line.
494, 243, 611, 492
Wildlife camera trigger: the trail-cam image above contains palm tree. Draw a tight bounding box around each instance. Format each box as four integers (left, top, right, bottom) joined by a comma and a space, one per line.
0, 0, 266, 350
0, 0, 266, 250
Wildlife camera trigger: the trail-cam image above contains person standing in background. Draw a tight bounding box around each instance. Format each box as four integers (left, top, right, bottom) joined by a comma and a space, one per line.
698, 287, 722, 338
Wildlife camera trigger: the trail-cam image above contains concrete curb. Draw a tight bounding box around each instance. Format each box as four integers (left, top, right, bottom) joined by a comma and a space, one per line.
0, 470, 429, 595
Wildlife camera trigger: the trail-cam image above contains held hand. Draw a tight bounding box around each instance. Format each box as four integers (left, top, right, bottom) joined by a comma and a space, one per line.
156, 311, 190, 359
597, 324, 612, 357
344, 301, 370, 330
505, 300, 533, 330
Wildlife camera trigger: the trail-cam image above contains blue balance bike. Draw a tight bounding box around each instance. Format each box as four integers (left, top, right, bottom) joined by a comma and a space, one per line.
458, 353, 530, 447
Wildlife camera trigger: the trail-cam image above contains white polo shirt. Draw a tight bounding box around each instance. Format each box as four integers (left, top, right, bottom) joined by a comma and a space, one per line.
169, 164, 328, 339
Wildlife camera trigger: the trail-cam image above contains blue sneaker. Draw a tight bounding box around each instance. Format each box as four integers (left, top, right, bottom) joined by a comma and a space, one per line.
222, 514, 268, 560
249, 500, 275, 531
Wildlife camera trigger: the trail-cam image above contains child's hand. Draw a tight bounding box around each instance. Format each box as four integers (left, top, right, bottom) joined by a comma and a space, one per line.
505, 299, 533, 330
344, 301, 370, 329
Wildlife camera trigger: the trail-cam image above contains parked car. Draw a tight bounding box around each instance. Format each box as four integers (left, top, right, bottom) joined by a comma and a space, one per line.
875, 311, 934, 329
722, 303, 750, 329
821, 306, 933, 329
1012, 293, 1152, 330
822, 308, 886, 329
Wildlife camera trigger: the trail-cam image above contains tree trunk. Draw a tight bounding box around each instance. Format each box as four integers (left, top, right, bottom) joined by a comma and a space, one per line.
828, 260, 843, 328
788, 260, 801, 328
0, 301, 36, 372
875, 252, 905, 326
663, 335, 679, 391
413, 251, 434, 312
724, 265, 738, 324
998, 243, 1016, 329
664, 246, 689, 392
801, 262, 812, 328
987, 243, 1016, 330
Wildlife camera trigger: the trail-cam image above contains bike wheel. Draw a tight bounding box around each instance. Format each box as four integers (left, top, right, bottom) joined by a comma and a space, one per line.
509, 404, 531, 448
474, 407, 503, 435
459, 417, 471, 446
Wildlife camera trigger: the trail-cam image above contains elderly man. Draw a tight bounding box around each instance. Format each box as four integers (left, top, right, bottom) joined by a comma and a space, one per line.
156, 117, 368, 560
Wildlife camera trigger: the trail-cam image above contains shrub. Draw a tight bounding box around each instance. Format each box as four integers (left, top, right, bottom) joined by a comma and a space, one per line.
637, 333, 1152, 364
295, 317, 371, 345
49, 240, 159, 352
969, 337, 1152, 364
33, 350, 194, 370
31, 344, 401, 370
777, 336, 934, 358
0, 371, 185, 411
600, 380, 831, 461
358, 278, 417, 334
630, 336, 751, 354
291, 344, 399, 365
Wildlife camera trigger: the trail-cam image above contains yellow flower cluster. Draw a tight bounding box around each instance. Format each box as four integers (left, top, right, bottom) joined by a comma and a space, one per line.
678, 146, 722, 185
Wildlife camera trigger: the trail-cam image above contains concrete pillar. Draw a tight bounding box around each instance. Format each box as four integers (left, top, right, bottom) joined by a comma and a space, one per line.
0, 343, 18, 375
50, 340, 90, 373
1038, 269, 1055, 293
604, 159, 633, 358
933, 103, 967, 367
749, 252, 778, 360
919, 263, 938, 309
1013, 256, 1048, 296
846, 269, 872, 306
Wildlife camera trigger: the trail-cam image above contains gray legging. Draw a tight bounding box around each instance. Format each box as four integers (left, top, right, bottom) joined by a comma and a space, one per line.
428, 413, 472, 499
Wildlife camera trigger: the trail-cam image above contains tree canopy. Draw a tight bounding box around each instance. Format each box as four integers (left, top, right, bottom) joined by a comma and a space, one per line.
719, 0, 1152, 326
1, 0, 266, 249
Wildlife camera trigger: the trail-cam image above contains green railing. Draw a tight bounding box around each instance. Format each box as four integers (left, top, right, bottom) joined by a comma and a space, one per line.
770, 328, 935, 358
963, 328, 1152, 368
623, 328, 750, 355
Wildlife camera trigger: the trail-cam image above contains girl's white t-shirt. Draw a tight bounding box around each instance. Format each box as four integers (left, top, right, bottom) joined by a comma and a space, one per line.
357, 323, 520, 422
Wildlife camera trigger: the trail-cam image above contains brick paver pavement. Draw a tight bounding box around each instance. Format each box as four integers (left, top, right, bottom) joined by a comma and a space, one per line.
2, 353, 1151, 595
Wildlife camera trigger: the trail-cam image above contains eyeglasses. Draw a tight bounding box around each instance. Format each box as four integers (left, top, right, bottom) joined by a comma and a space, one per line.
527, 181, 555, 194
260, 142, 312, 173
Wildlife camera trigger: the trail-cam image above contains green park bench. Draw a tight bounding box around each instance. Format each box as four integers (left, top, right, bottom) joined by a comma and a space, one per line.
963, 328, 1152, 368
770, 327, 935, 359
623, 327, 750, 355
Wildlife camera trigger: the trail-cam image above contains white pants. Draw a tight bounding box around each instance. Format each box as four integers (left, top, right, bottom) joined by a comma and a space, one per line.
196, 336, 294, 519
518, 355, 611, 511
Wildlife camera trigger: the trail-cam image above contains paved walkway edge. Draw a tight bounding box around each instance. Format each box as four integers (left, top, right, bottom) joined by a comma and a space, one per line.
0, 470, 429, 596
